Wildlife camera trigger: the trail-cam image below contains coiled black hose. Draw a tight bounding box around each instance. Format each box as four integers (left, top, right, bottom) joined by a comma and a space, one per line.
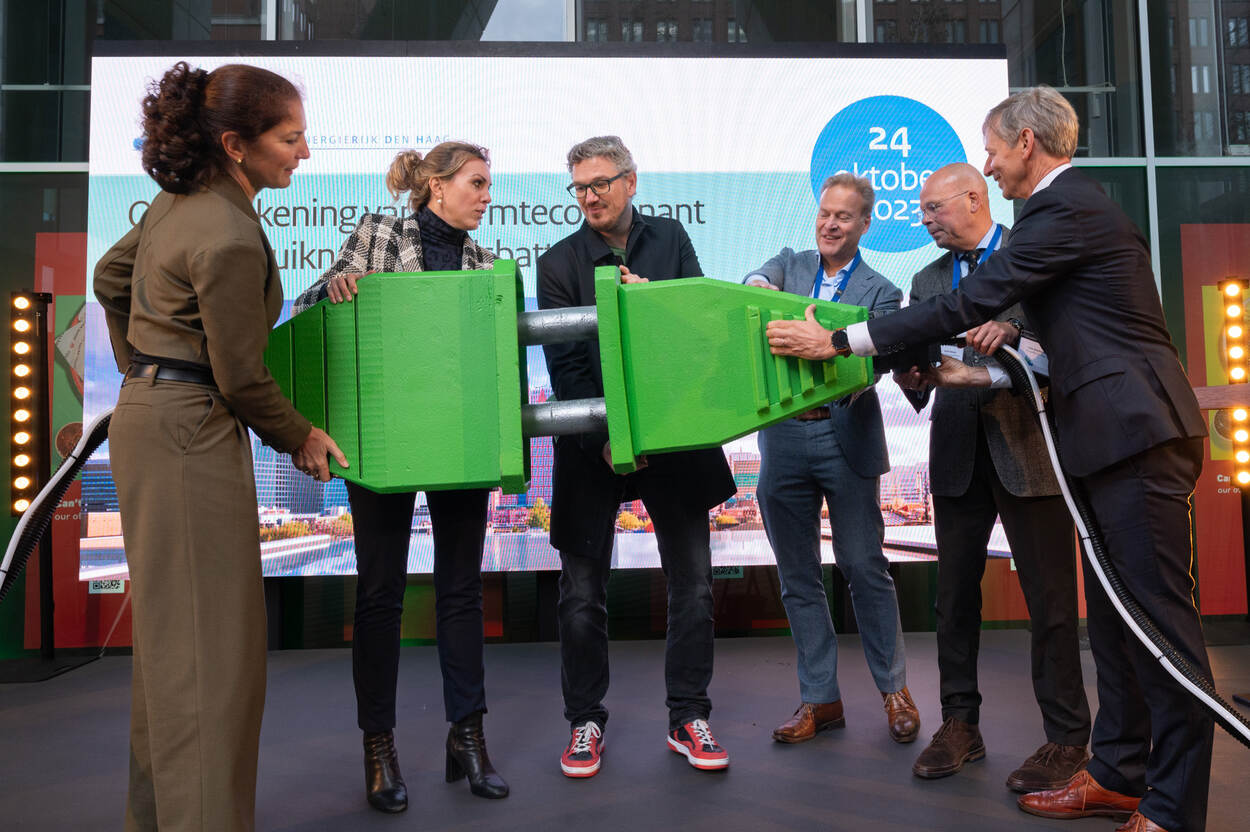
0, 409, 112, 603
993, 344, 1250, 748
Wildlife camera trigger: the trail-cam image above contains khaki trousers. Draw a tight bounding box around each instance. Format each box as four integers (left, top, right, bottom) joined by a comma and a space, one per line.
110, 378, 267, 832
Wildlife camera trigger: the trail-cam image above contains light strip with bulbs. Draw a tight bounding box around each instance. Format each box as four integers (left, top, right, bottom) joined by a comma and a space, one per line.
1220, 278, 1250, 488
10, 292, 48, 515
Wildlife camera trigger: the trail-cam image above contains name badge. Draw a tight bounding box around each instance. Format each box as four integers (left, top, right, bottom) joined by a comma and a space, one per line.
1018, 336, 1049, 376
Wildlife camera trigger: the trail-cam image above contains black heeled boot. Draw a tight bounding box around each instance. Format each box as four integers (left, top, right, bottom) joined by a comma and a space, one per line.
363, 730, 408, 813
445, 711, 509, 799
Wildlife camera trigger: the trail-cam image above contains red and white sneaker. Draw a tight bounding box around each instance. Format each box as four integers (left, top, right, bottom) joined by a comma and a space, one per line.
667, 719, 729, 770
560, 721, 604, 778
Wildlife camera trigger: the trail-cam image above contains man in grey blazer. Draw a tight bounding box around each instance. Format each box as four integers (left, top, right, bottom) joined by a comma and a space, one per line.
899, 163, 1091, 790
744, 173, 918, 745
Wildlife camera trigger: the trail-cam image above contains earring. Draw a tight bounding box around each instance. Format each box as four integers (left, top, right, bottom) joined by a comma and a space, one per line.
235, 158, 243, 165
437, 197, 443, 204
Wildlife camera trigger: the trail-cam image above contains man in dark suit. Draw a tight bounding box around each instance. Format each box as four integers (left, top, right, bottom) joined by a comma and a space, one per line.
900, 163, 1091, 790
744, 173, 919, 747
537, 136, 737, 778
770, 87, 1212, 832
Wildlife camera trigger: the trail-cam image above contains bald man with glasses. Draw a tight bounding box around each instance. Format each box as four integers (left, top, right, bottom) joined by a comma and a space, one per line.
899, 163, 1091, 791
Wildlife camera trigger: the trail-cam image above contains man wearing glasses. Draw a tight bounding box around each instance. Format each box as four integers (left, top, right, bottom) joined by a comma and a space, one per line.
536, 135, 736, 778
898, 162, 1091, 791
742, 173, 919, 748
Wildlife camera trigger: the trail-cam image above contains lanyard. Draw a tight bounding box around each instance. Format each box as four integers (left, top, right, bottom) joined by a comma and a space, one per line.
813, 251, 861, 302
952, 224, 1003, 290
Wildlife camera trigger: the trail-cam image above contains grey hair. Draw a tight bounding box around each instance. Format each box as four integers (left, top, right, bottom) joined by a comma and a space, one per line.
566, 135, 637, 174
983, 86, 1079, 159
821, 172, 875, 218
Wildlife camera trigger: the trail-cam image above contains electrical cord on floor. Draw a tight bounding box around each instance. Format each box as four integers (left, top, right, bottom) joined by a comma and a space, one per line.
993, 344, 1250, 748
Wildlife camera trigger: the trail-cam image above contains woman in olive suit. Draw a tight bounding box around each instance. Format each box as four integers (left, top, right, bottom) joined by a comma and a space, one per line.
94, 62, 344, 832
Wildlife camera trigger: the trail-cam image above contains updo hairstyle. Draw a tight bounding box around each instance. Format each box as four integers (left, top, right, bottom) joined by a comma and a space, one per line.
140, 61, 301, 194
386, 141, 491, 213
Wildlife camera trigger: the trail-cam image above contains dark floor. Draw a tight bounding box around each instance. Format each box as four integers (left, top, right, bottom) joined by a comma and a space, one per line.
0, 632, 1246, 831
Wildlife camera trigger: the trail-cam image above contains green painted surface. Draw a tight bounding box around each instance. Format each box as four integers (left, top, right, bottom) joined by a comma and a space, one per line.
266, 261, 529, 494
593, 268, 873, 473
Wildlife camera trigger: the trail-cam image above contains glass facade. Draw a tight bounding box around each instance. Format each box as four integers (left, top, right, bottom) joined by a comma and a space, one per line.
1, 0, 1245, 649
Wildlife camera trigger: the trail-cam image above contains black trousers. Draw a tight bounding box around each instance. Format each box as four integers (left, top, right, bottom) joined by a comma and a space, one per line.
346, 481, 490, 730
558, 478, 715, 732
1079, 437, 1212, 832
932, 429, 1090, 745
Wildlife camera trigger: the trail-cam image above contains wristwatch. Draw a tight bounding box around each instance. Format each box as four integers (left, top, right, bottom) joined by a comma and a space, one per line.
830, 327, 851, 356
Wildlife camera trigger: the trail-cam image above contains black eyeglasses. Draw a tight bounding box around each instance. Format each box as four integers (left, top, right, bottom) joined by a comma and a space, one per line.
567, 171, 628, 199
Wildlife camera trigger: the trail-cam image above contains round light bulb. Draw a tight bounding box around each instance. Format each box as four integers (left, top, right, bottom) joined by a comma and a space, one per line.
1227, 283, 1243, 297
1239, 471, 1250, 486
1233, 367, 1247, 381
12, 296, 30, 310
1238, 450, 1250, 464
13, 498, 29, 512
13, 387, 30, 400
1232, 346, 1246, 360
13, 431, 30, 444
12, 319, 30, 333
12, 342, 29, 355
13, 476, 30, 490
13, 408, 29, 422
1235, 408, 1248, 422
13, 364, 30, 378
1230, 325, 1244, 339
12, 453, 29, 466
1229, 304, 1243, 318
1237, 429, 1250, 443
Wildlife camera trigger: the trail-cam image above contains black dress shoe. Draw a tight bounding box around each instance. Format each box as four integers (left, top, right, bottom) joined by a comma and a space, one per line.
446, 711, 509, 799
363, 730, 408, 813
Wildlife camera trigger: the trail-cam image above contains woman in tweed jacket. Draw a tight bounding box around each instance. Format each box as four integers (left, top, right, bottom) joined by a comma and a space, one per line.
296, 142, 507, 812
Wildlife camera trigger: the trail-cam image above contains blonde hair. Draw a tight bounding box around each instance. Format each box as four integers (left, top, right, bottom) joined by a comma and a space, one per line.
386, 141, 490, 212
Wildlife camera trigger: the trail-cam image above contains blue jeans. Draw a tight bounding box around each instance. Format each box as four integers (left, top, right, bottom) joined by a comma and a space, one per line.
757, 418, 906, 703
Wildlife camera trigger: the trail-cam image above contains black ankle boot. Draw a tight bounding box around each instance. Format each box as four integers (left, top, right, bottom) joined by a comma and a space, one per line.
445, 712, 509, 799
363, 730, 408, 813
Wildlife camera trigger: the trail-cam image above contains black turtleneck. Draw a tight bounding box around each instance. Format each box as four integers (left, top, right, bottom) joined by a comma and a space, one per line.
418, 205, 467, 272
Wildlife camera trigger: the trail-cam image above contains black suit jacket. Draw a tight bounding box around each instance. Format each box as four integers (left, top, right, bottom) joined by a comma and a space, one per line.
537, 210, 736, 554
869, 168, 1205, 477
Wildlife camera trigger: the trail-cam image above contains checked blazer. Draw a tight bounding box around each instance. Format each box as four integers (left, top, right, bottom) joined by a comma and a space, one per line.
293, 212, 495, 313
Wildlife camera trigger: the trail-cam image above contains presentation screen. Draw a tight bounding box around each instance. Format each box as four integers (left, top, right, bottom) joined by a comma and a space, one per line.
82, 47, 1011, 579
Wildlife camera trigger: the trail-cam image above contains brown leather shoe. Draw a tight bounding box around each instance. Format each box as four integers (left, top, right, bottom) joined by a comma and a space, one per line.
1017, 769, 1140, 821
912, 717, 985, 779
1006, 742, 1090, 792
881, 687, 920, 743
772, 701, 845, 743
1114, 811, 1171, 832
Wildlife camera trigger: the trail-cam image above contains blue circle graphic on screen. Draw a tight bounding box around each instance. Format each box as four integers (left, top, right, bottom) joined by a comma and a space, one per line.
810, 96, 966, 253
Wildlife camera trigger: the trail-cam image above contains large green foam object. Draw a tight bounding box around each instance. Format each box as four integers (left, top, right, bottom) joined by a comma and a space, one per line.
264, 260, 873, 493
264, 259, 528, 494
593, 267, 871, 474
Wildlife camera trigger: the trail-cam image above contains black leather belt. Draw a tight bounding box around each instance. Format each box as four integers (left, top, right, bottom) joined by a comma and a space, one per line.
793, 406, 831, 421
125, 362, 216, 387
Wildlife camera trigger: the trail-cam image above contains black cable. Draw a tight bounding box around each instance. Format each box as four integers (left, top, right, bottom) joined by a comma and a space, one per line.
992, 345, 1250, 748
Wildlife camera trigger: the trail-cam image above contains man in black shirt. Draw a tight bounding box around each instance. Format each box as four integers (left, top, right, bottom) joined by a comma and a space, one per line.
537, 136, 736, 778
